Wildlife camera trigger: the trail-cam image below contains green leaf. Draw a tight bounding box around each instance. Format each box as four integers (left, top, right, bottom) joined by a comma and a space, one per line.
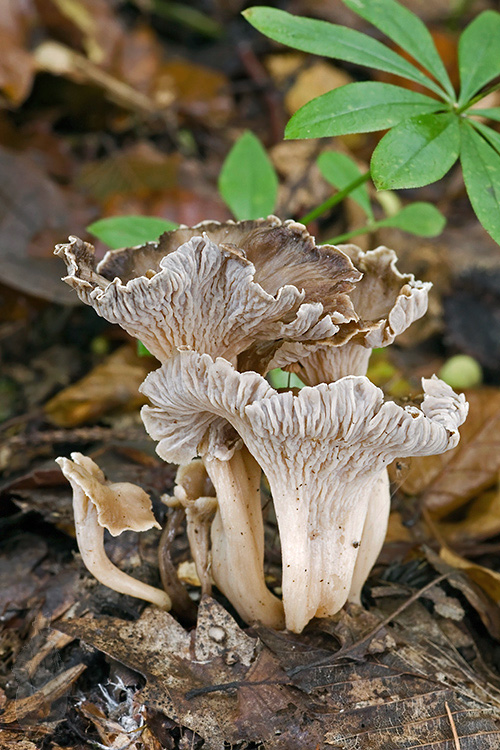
286, 82, 442, 140
268, 368, 305, 389
377, 202, 445, 236
342, 0, 455, 100
470, 108, 500, 124
371, 112, 460, 189
87, 216, 178, 249
458, 11, 500, 106
243, 6, 446, 98
471, 121, 500, 158
137, 341, 152, 357
460, 120, 500, 244
468, 108, 500, 123
317, 151, 373, 219
218, 131, 278, 220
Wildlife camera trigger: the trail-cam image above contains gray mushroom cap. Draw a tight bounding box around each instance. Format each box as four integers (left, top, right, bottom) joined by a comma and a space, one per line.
55, 217, 360, 373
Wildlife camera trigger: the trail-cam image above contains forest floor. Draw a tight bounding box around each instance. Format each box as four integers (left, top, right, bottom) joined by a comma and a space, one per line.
2, 1, 500, 748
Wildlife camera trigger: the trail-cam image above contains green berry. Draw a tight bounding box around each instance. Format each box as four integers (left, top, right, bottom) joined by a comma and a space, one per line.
438, 354, 482, 390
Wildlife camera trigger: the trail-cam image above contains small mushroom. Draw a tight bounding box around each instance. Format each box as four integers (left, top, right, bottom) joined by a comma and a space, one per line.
56, 453, 170, 610
140, 352, 467, 632
161, 439, 284, 627
54, 217, 360, 373
165, 459, 217, 595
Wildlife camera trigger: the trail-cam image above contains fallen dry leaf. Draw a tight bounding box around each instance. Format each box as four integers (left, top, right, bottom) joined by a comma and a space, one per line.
426, 547, 500, 640
0, 32, 35, 105
78, 142, 179, 204
56, 596, 500, 749
440, 547, 500, 604
439, 486, 500, 544
0, 536, 48, 618
44, 345, 156, 427
33, 41, 165, 116
395, 388, 500, 517
0, 731, 38, 750
0, 0, 36, 104
157, 59, 232, 126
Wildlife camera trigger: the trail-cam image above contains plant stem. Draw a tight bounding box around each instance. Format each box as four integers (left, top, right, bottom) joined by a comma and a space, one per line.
300, 171, 371, 225
326, 222, 379, 245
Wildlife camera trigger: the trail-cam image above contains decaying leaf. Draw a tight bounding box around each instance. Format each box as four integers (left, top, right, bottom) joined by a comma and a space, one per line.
33, 41, 166, 116
439, 486, 500, 544
77, 142, 180, 204
56, 595, 500, 749
158, 60, 231, 125
441, 547, 500, 605
44, 345, 156, 427
395, 389, 500, 517
426, 547, 500, 640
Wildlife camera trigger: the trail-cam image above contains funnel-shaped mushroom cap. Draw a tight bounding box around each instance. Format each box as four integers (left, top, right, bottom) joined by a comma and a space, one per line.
55, 217, 360, 372
56, 453, 169, 609
140, 353, 467, 632
281, 245, 431, 383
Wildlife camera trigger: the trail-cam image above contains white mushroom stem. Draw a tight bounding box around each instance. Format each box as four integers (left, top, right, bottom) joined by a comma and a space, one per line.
73, 490, 171, 609
205, 448, 285, 629
347, 469, 390, 604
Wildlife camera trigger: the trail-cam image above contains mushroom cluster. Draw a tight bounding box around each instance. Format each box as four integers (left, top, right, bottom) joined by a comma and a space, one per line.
55, 217, 467, 633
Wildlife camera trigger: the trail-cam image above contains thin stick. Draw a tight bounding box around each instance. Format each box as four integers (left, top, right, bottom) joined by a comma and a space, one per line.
445, 701, 462, 750
289, 573, 450, 676
300, 171, 371, 225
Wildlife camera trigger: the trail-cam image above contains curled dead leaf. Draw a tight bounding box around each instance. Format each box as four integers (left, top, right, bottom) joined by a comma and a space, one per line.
395, 389, 500, 517
440, 547, 500, 604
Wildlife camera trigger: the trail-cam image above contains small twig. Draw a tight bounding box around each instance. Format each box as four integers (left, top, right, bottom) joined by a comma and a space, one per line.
289, 573, 450, 676
445, 701, 462, 750
238, 42, 285, 145
158, 508, 198, 625
185, 676, 288, 700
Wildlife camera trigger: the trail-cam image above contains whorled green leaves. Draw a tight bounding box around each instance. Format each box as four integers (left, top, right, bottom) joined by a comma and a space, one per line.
342, 0, 454, 100
245, 0, 500, 245
458, 11, 500, 107
243, 7, 446, 98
